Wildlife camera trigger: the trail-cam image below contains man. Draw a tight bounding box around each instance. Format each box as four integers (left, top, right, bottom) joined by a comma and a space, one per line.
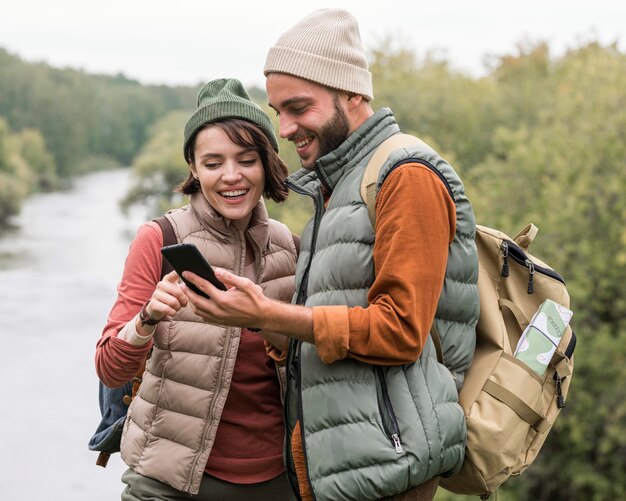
183, 8, 480, 501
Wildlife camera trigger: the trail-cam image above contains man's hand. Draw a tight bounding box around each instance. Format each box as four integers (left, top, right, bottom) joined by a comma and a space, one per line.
182, 268, 268, 330
182, 267, 315, 343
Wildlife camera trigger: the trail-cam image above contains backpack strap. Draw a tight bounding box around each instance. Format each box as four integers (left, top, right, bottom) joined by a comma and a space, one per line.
482, 378, 550, 433
126, 217, 177, 426
360, 133, 445, 364
360, 133, 425, 228
430, 323, 445, 365
95, 216, 178, 469
153, 216, 177, 278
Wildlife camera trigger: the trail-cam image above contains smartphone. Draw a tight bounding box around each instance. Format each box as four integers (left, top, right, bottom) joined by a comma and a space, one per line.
161, 243, 227, 298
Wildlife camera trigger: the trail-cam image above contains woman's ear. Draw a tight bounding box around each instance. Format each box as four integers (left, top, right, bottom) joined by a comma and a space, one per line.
189, 163, 198, 179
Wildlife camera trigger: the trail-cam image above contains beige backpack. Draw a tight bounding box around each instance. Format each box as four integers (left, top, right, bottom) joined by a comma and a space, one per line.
362, 134, 576, 499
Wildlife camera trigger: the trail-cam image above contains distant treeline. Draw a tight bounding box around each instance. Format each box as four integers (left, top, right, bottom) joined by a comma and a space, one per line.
0, 47, 203, 222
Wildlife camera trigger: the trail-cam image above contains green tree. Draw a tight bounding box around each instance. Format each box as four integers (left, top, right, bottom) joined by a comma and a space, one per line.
14, 128, 57, 190
0, 48, 198, 177
120, 110, 190, 216
0, 118, 34, 221
464, 41, 626, 500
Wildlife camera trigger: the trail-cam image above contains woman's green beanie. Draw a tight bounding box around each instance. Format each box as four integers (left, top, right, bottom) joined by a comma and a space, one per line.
183, 78, 278, 159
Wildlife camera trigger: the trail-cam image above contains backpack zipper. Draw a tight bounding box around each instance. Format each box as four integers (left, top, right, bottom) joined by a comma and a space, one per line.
554, 331, 577, 408
500, 240, 566, 290
525, 259, 535, 294
374, 366, 404, 454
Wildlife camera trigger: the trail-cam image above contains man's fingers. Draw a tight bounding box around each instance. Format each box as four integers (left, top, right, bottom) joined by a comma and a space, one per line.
213, 267, 254, 290
182, 271, 223, 297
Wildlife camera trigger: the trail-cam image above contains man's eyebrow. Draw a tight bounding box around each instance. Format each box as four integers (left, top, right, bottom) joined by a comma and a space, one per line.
269, 96, 310, 110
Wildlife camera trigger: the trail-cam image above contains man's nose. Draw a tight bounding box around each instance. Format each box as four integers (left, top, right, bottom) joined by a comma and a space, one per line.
279, 115, 298, 139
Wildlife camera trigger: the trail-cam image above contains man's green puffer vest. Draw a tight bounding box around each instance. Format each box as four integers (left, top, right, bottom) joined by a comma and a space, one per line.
284, 109, 480, 501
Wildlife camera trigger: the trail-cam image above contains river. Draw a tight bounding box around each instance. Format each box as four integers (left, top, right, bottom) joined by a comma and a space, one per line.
0, 169, 150, 500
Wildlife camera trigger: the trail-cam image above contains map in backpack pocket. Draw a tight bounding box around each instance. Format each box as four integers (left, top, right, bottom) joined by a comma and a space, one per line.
514, 299, 573, 376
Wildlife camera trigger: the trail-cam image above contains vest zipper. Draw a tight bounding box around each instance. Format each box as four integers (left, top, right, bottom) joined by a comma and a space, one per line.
285, 180, 325, 306
374, 366, 404, 454
186, 228, 245, 492
284, 179, 326, 500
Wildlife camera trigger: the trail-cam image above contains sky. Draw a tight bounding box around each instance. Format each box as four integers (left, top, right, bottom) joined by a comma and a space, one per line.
1, 0, 624, 90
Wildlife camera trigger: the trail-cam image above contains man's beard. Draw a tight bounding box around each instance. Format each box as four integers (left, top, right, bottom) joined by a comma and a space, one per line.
307, 95, 350, 167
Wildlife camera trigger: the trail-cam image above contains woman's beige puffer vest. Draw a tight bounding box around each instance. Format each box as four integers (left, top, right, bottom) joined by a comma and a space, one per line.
120, 193, 297, 494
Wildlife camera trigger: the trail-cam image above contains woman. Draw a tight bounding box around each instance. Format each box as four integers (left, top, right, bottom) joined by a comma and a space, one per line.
95, 78, 297, 500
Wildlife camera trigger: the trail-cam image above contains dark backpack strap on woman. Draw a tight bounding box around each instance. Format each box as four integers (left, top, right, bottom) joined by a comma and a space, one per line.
154, 216, 177, 277
91, 216, 178, 468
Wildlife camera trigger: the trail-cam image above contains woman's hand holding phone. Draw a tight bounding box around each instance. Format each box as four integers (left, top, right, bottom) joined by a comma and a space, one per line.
161, 243, 227, 299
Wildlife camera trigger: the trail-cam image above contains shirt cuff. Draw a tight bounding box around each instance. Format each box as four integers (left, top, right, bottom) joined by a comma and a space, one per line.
117, 314, 155, 346
313, 305, 350, 363
264, 339, 288, 365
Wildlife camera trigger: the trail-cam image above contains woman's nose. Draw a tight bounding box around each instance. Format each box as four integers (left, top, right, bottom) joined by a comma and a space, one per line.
221, 161, 243, 182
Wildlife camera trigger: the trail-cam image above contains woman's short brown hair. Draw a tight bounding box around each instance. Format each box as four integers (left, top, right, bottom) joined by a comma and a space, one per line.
178, 118, 289, 203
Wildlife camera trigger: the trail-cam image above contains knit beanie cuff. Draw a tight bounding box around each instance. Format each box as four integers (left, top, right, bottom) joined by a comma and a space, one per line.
264, 46, 373, 101
183, 78, 278, 159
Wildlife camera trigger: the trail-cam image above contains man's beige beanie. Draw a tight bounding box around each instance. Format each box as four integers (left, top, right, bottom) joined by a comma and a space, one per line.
264, 8, 374, 101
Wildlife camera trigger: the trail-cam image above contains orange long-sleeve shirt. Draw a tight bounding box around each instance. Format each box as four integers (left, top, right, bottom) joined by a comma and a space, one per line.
293, 161, 456, 500
313, 161, 456, 365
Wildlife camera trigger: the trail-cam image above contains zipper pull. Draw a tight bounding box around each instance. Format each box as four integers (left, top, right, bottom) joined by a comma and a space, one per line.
555, 374, 566, 409
526, 259, 535, 294
501, 241, 510, 277
392, 433, 404, 454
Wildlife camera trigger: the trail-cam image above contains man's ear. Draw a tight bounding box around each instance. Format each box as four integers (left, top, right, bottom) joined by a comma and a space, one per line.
345, 92, 364, 110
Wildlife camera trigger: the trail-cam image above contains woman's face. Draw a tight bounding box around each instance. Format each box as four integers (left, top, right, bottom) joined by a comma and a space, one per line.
190, 125, 265, 223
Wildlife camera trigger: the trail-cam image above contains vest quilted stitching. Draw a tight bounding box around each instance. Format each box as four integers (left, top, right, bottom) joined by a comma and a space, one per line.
285, 109, 479, 501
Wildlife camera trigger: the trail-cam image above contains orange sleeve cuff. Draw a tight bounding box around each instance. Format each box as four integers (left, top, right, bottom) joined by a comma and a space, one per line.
264, 339, 288, 365
312, 305, 350, 363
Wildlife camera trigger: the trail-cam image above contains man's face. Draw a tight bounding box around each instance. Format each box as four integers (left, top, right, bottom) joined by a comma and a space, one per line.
267, 73, 350, 169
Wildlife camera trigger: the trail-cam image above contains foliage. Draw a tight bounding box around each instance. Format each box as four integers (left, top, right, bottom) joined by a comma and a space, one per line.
371, 39, 626, 500
0, 47, 200, 224
0, 117, 56, 222
14, 127, 58, 190
460, 41, 626, 501
0, 48, 199, 177
119, 110, 190, 216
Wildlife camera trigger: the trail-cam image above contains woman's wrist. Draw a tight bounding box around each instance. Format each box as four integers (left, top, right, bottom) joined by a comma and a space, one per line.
139, 300, 161, 327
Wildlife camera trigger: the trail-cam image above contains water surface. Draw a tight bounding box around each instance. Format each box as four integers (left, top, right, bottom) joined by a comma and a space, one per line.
0, 169, 149, 500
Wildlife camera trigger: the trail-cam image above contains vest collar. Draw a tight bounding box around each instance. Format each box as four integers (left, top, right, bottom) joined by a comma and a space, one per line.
189, 192, 271, 250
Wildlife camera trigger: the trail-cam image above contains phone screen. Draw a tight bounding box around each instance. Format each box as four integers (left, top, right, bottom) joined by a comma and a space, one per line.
161, 243, 227, 298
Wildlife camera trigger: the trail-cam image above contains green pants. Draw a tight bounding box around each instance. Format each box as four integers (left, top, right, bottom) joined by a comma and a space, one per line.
121, 468, 296, 501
